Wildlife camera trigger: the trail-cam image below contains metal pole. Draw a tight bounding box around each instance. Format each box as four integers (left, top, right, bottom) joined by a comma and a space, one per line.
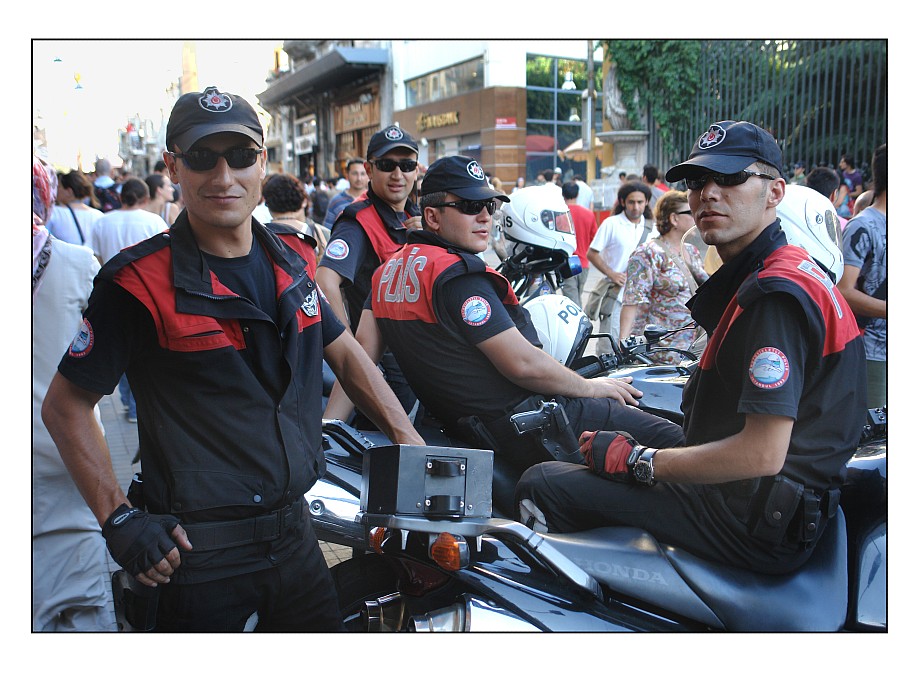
583, 40, 596, 184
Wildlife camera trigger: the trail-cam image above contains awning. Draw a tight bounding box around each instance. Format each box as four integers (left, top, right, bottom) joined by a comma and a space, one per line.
258, 47, 389, 106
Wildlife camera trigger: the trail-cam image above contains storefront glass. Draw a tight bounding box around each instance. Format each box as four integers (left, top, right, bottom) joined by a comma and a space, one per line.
525, 54, 602, 185
406, 58, 485, 107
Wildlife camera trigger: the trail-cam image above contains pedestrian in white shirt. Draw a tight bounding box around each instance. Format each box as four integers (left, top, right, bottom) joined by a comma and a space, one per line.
584, 181, 653, 354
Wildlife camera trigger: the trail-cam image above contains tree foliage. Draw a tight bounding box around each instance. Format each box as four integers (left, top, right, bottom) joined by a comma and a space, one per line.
600, 40, 701, 155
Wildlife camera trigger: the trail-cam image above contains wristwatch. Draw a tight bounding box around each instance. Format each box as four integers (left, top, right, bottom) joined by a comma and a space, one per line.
632, 448, 658, 486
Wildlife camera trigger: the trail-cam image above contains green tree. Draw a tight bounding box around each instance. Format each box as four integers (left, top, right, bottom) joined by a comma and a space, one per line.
600, 40, 701, 157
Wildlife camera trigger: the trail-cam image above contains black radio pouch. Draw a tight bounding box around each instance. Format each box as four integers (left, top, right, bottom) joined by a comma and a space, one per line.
749, 475, 804, 545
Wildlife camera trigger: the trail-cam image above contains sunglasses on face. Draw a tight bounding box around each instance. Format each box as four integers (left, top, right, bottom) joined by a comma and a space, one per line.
684, 170, 776, 191
168, 147, 262, 171
434, 199, 497, 215
370, 158, 419, 173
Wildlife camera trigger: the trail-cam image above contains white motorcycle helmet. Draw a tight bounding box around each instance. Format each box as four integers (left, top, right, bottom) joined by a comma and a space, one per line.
497, 185, 577, 256
523, 294, 593, 367
775, 184, 844, 283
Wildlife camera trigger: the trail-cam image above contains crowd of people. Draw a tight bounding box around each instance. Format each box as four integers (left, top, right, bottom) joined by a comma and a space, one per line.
32, 84, 886, 633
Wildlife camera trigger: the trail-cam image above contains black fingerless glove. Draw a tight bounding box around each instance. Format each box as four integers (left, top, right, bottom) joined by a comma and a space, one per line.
102, 504, 181, 576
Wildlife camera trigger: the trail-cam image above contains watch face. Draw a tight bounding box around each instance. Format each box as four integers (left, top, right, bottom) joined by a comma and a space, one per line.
633, 460, 652, 483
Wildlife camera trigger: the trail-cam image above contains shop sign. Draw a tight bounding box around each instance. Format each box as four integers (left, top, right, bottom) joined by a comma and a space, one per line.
294, 134, 315, 155
417, 110, 460, 133
495, 117, 517, 129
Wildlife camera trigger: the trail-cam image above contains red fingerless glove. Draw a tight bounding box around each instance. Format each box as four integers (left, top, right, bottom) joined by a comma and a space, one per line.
579, 430, 642, 482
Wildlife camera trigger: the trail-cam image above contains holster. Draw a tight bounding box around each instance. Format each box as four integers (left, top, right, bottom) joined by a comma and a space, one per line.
454, 395, 582, 469
748, 475, 839, 548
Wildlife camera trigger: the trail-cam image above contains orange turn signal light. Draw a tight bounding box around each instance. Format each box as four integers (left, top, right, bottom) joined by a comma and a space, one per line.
369, 526, 388, 554
430, 532, 469, 571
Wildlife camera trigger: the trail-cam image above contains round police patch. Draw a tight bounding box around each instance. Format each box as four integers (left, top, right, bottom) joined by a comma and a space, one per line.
68, 319, 94, 358
698, 124, 726, 150
325, 239, 350, 260
466, 160, 485, 181
461, 296, 492, 326
749, 347, 789, 389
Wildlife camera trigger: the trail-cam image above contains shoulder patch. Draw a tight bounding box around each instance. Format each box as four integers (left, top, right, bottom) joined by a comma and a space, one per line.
325, 239, 350, 260
749, 347, 789, 389
461, 296, 492, 326
67, 319, 94, 358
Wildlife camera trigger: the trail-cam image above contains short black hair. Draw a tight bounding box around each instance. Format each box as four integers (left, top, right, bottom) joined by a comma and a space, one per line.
805, 167, 840, 199
346, 158, 365, 171
561, 181, 580, 200
642, 164, 659, 182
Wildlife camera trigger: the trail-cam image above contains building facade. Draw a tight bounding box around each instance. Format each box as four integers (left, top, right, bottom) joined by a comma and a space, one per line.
258, 40, 602, 190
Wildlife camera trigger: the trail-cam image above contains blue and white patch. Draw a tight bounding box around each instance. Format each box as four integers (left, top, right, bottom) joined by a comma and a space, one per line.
461, 296, 492, 326
199, 87, 233, 113
466, 160, 486, 181
301, 290, 319, 317
325, 239, 350, 260
385, 126, 404, 141
749, 347, 789, 389
698, 124, 726, 150
67, 319, 94, 358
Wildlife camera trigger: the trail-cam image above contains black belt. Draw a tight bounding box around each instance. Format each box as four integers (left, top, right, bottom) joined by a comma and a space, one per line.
181, 498, 305, 552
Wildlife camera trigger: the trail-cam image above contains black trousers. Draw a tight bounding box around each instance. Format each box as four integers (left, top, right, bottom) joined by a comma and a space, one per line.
488, 396, 685, 517
155, 515, 343, 632
515, 462, 813, 574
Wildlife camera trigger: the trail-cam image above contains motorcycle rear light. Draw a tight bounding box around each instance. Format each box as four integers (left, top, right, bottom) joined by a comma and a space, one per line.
430, 532, 469, 571
369, 526, 388, 554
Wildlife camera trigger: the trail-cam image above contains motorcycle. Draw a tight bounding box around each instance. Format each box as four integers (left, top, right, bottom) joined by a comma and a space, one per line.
308, 337, 886, 632
305, 186, 885, 632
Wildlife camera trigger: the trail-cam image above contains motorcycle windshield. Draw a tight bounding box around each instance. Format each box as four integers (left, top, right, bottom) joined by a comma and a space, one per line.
541, 209, 575, 235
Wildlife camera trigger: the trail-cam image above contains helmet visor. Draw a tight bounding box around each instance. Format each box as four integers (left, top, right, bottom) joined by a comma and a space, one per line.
541, 209, 575, 235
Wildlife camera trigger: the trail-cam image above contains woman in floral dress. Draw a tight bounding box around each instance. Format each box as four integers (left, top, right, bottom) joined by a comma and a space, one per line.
619, 190, 708, 364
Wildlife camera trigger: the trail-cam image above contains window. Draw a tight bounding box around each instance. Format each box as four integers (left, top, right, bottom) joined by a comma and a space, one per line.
525, 54, 602, 184
406, 58, 484, 107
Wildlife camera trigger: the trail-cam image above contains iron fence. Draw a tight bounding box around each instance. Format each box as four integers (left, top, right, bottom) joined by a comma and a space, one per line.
644, 39, 887, 185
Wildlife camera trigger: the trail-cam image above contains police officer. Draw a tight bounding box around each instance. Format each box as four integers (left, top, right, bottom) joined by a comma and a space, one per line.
327, 155, 683, 514
316, 125, 422, 416
515, 121, 867, 574
42, 87, 424, 632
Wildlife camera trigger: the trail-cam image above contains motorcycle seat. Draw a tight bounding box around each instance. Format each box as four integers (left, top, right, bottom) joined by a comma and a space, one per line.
541, 507, 848, 632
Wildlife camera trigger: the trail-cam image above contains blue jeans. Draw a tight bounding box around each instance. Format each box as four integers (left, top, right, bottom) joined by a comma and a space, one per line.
118, 374, 136, 419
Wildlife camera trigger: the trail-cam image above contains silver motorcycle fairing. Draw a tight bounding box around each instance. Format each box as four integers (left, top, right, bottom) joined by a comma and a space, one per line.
540, 508, 849, 632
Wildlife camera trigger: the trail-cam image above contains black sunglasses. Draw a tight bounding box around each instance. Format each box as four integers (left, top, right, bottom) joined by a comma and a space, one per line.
169, 147, 262, 171
676, 209, 693, 215
685, 170, 776, 191
370, 158, 419, 173
433, 199, 497, 216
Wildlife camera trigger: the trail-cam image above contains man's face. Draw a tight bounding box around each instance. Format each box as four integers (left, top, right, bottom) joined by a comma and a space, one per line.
164, 132, 265, 232
347, 162, 369, 192
620, 190, 648, 223
366, 149, 418, 210
424, 192, 493, 254
688, 162, 784, 261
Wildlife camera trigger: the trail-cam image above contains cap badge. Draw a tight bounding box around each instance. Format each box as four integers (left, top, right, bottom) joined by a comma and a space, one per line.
199, 87, 233, 113
466, 161, 485, 181
384, 127, 404, 141
698, 124, 726, 150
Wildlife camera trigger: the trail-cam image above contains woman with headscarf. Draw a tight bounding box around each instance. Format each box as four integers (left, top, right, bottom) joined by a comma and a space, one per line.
32, 156, 115, 631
